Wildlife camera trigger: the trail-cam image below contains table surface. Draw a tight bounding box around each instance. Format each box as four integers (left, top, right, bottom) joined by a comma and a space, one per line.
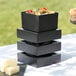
0, 34, 76, 76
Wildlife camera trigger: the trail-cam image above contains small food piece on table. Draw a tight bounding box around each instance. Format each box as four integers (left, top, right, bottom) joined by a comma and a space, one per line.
69, 8, 76, 23
0, 59, 17, 72
5, 66, 20, 76
70, 8, 76, 16
0, 64, 6, 72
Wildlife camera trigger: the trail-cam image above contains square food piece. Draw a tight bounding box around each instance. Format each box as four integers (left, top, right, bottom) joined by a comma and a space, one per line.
18, 52, 61, 67
17, 28, 61, 43
21, 12, 58, 32
17, 40, 61, 56
0, 59, 17, 72
5, 66, 20, 76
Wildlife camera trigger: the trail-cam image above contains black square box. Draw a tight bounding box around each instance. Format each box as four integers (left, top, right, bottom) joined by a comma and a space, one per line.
21, 12, 58, 32
17, 40, 61, 56
17, 28, 61, 43
18, 52, 61, 67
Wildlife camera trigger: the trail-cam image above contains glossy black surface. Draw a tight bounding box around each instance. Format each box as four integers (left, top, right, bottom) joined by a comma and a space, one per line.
21, 12, 58, 32
17, 40, 61, 56
17, 28, 61, 43
18, 52, 61, 67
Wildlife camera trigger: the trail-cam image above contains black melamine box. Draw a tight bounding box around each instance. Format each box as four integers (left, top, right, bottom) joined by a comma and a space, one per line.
17, 40, 61, 56
17, 28, 61, 43
21, 12, 58, 32
18, 52, 61, 67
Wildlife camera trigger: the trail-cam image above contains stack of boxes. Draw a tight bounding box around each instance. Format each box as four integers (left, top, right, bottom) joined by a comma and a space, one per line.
17, 11, 61, 67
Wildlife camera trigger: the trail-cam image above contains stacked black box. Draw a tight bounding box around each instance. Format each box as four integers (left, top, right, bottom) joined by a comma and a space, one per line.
17, 12, 61, 67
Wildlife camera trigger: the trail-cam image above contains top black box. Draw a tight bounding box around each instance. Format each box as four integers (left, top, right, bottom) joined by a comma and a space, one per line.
21, 12, 58, 32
